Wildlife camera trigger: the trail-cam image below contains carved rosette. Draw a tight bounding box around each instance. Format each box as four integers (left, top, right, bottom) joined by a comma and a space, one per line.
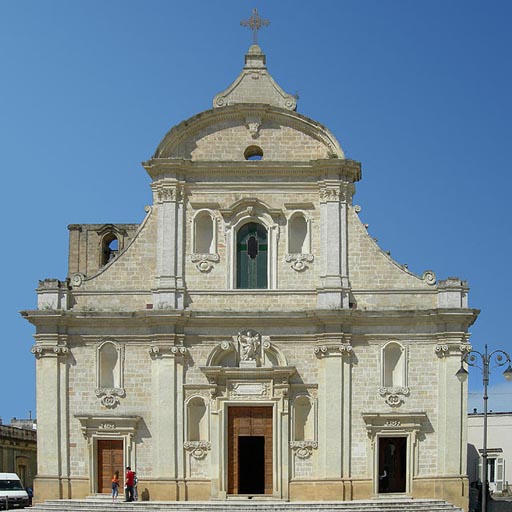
95, 388, 126, 409
378, 387, 410, 407
31, 346, 69, 358
290, 441, 318, 459
285, 253, 314, 272
314, 342, 353, 358
190, 253, 220, 273
184, 441, 211, 460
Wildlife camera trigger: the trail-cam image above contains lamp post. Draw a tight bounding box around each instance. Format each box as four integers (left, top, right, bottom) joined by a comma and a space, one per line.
456, 344, 512, 512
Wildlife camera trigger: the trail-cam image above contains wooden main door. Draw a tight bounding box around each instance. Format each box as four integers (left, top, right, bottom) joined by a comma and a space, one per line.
97, 439, 123, 493
228, 406, 273, 495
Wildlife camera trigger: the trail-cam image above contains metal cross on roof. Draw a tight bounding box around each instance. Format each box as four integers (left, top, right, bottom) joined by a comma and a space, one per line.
240, 8, 270, 45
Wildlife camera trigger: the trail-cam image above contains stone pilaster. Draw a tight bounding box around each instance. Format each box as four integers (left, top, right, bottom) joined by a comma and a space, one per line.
314, 340, 353, 478
31, 337, 69, 500
149, 339, 187, 499
435, 339, 471, 475
317, 181, 351, 309
152, 181, 186, 310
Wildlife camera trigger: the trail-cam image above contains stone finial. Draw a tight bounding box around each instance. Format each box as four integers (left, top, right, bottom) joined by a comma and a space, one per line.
213, 45, 297, 110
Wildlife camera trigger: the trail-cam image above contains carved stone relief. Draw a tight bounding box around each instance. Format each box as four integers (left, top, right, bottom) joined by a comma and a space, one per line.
290, 441, 318, 459
285, 253, 314, 272
184, 441, 211, 460
190, 253, 219, 273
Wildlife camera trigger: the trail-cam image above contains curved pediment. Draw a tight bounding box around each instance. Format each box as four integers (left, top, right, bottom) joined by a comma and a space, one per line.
153, 105, 344, 162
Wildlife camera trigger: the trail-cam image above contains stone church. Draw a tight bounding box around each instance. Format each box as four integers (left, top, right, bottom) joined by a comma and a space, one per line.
22, 36, 478, 510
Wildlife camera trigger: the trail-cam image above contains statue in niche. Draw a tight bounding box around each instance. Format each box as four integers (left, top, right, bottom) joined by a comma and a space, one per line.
237, 329, 261, 366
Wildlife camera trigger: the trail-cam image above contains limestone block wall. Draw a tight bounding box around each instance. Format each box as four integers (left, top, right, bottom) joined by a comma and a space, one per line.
349, 338, 439, 478
68, 342, 155, 479
71, 212, 157, 310
347, 207, 438, 310
170, 120, 331, 162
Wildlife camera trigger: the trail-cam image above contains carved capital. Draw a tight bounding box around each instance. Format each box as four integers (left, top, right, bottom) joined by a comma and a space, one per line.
314, 342, 353, 358
319, 187, 342, 203
152, 183, 183, 204
435, 343, 472, 358
31, 345, 69, 358
149, 345, 188, 359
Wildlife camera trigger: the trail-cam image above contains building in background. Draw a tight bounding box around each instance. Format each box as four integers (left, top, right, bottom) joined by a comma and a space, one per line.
0, 418, 37, 488
468, 411, 512, 495
22, 34, 478, 510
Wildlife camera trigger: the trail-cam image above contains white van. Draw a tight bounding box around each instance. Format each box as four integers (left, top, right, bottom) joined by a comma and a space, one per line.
0, 473, 29, 509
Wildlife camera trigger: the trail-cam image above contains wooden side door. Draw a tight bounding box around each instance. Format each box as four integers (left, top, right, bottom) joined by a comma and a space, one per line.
97, 439, 123, 493
228, 406, 273, 495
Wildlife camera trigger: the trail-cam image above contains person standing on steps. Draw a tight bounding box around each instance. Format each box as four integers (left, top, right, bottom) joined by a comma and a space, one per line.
124, 466, 135, 502
111, 470, 120, 502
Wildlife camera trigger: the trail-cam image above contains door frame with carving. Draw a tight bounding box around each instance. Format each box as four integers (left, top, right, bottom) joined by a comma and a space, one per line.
211, 400, 288, 500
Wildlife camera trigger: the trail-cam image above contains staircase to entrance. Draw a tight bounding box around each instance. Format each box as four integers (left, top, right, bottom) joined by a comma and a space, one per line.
31, 498, 463, 512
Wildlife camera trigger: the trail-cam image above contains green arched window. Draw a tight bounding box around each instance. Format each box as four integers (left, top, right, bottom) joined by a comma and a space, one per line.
236, 222, 268, 289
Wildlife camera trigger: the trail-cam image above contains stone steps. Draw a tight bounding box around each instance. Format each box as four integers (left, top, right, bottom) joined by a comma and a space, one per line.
31, 498, 463, 512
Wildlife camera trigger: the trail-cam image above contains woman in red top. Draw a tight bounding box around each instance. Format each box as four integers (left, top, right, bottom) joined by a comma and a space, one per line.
111, 470, 119, 502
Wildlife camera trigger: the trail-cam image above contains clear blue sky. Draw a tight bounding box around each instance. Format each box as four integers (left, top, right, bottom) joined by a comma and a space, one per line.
1, 0, 511, 421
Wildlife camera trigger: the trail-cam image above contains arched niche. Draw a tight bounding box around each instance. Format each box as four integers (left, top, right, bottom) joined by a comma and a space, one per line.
186, 396, 209, 442
381, 341, 407, 389
288, 212, 310, 254
95, 340, 125, 408
193, 210, 216, 254
293, 395, 315, 442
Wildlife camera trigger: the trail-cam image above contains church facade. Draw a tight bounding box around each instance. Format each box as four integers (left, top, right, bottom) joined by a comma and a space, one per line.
22, 42, 477, 509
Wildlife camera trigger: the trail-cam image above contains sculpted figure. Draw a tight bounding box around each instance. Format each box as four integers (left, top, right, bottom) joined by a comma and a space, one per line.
238, 330, 261, 361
